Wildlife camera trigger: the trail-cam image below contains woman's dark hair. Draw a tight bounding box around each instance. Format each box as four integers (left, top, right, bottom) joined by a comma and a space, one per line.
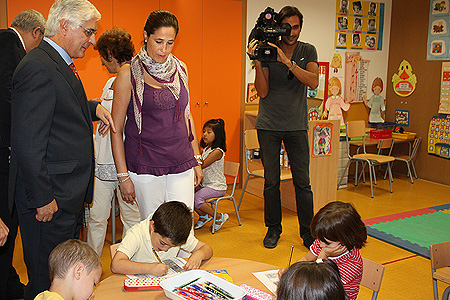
311, 201, 367, 250
200, 119, 227, 152
277, 260, 347, 300
279, 6, 303, 28
144, 10, 179, 39
94, 28, 135, 63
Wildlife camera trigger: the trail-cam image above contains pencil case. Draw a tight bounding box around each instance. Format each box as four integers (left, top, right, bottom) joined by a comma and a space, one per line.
123, 277, 164, 291
239, 284, 274, 300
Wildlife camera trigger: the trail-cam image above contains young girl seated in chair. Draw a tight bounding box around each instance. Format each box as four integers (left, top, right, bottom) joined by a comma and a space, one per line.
296, 201, 367, 300
194, 119, 228, 232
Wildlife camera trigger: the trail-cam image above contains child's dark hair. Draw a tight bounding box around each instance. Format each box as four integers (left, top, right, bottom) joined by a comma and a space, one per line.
200, 118, 227, 152
277, 260, 347, 300
311, 201, 367, 250
151, 201, 192, 245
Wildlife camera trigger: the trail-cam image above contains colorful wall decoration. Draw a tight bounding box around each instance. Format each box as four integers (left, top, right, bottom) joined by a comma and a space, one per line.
428, 114, 450, 159
335, 0, 385, 51
427, 0, 450, 60
391, 60, 417, 97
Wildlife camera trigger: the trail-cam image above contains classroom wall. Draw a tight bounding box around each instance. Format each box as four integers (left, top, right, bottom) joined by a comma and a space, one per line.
245, 0, 392, 103
387, 0, 450, 186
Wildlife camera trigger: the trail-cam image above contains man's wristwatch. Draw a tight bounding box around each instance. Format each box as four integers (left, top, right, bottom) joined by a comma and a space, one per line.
288, 60, 297, 71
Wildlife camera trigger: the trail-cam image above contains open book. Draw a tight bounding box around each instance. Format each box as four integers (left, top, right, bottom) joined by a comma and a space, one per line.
126, 257, 187, 279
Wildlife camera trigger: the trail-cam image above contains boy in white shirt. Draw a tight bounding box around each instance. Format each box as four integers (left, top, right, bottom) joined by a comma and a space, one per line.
111, 201, 213, 276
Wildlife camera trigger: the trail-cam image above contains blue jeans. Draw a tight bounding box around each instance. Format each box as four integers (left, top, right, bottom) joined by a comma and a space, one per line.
257, 129, 313, 240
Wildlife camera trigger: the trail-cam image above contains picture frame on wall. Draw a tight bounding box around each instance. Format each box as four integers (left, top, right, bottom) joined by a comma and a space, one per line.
395, 109, 410, 126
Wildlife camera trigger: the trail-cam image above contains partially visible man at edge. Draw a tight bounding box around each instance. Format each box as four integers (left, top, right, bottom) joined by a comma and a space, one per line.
10, 0, 115, 299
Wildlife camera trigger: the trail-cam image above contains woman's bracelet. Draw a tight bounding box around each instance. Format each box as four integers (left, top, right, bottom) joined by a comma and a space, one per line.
118, 175, 130, 184
117, 172, 129, 178
194, 154, 203, 165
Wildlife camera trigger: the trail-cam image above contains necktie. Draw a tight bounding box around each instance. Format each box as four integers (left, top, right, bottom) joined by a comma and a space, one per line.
69, 63, 80, 81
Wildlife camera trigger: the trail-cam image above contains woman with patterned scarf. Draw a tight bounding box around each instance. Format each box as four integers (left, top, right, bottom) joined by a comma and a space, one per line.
111, 10, 203, 220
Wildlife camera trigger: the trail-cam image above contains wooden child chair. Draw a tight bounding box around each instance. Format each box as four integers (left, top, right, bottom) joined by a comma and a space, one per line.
430, 241, 450, 300
361, 257, 385, 300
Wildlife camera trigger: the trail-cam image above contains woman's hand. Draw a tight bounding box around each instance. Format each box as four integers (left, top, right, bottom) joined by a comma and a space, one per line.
119, 178, 136, 204
193, 165, 203, 187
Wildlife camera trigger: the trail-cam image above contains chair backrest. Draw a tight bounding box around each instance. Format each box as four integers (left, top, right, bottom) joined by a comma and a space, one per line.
110, 243, 119, 259
410, 137, 422, 160
244, 129, 260, 151
361, 257, 385, 298
430, 241, 450, 271
346, 120, 366, 138
377, 138, 395, 155
224, 161, 240, 177
223, 161, 240, 196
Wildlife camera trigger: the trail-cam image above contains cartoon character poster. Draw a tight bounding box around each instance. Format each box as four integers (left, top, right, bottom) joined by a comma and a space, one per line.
335, 0, 385, 50
312, 123, 333, 157
427, 0, 450, 60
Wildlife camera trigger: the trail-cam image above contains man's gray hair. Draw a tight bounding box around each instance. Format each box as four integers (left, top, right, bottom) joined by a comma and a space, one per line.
45, 0, 101, 37
11, 10, 46, 33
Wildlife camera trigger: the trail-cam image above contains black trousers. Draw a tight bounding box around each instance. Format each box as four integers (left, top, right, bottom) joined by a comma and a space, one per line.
16, 178, 82, 300
0, 147, 23, 300
257, 129, 313, 240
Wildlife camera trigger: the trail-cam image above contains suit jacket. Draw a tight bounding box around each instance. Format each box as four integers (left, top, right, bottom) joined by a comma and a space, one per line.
10, 39, 99, 215
0, 28, 26, 149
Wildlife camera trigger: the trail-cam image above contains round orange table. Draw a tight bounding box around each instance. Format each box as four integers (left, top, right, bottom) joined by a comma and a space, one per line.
93, 257, 280, 300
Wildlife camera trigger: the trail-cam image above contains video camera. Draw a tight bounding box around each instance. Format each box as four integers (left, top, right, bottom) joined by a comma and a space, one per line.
248, 7, 291, 62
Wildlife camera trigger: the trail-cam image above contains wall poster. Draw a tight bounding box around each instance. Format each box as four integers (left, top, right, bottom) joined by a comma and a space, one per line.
307, 62, 329, 100
335, 0, 385, 51
427, 0, 450, 60
312, 123, 333, 157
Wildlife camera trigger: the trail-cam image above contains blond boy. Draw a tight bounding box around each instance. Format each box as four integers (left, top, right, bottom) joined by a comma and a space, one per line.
34, 240, 102, 300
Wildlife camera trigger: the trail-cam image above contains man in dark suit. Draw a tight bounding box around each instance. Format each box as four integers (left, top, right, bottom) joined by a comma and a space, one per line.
0, 10, 46, 300
10, 0, 114, 299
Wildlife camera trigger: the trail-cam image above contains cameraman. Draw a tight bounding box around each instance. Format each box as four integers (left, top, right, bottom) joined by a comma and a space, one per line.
247, 6, 318, 249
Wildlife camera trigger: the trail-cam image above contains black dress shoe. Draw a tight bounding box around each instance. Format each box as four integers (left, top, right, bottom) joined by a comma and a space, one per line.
263, 228, 281, 249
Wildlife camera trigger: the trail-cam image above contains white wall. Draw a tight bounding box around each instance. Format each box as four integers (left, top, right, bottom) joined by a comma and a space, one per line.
246, 0, 392, 99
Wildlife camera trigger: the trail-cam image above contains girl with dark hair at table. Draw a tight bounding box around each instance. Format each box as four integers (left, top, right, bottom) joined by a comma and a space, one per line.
277, 260, 348, 300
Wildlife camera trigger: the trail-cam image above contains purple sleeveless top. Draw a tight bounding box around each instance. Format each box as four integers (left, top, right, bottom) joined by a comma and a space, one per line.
124, 79, 197, 176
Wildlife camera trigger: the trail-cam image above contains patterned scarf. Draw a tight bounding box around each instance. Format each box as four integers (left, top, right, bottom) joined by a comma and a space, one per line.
130, 46, 189, 134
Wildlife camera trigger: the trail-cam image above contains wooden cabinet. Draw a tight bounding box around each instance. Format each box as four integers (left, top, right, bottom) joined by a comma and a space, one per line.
8, 0, 243, 167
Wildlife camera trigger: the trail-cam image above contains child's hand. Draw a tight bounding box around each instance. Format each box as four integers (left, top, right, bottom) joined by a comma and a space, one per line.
319, 243, 348, 258
152, 263, 170, 276
184, 254, 202, 271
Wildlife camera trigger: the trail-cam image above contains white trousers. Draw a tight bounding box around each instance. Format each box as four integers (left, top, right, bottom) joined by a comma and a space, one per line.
87, 177, 140, 255
130, 168, 194, 220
